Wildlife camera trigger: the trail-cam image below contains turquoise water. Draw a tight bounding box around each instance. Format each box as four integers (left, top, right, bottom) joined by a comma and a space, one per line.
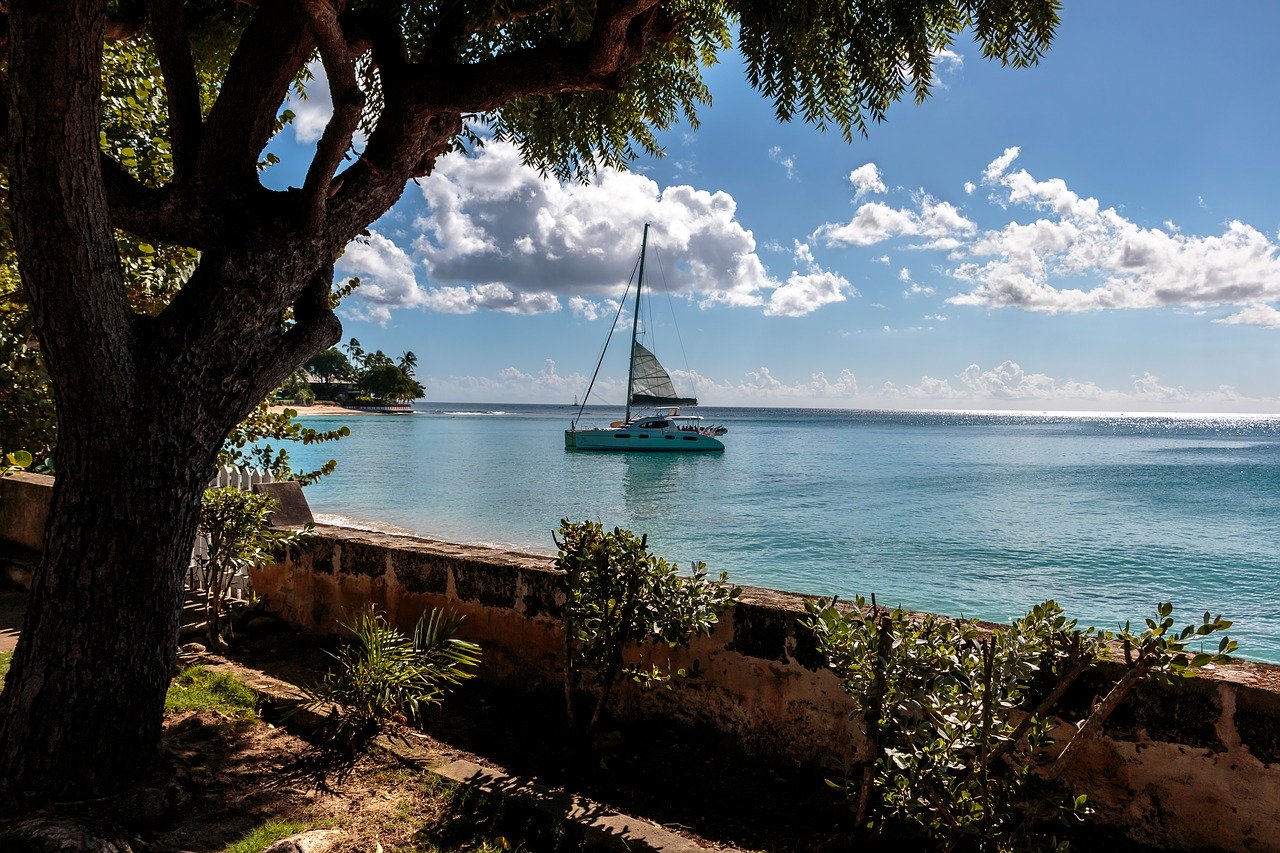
286, 405, 1280, 662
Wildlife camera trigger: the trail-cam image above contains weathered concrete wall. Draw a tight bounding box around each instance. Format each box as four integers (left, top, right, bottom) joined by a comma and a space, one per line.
253, 525, 1280, 852
0, 472, 52, 553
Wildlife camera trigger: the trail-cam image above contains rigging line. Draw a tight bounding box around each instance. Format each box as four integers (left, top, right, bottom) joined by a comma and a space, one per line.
650, 245, 695, 401
575, 251, 641, 424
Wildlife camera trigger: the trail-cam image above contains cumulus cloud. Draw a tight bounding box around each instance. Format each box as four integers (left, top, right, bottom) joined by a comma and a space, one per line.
421, 283, 561, 315
877, 360, 1265, 410
816, 195, 976, 250
946, 148, 1280, 315
285, 60, 369, 148
848, 163, 887, 198
1213, 304, 1280, 328
412, 140, 783, 312
334, 232, 427, 323
568, 296, 621, 322
429, 359, 608, 403
334, 231, 559, 321
667, 366, 861, 405
764, 240, 856, 317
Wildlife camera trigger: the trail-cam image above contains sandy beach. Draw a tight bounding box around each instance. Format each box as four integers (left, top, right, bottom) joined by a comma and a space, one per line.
266, 403, 375, 417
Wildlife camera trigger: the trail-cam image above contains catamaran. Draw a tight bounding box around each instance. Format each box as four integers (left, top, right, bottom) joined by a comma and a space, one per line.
565, 224, 726, 452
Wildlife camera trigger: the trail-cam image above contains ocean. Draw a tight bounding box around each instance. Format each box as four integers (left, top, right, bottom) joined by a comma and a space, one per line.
283, 404, 1280, 662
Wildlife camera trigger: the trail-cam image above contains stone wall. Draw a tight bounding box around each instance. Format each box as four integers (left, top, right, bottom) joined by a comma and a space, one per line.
0, 472, 52, 554
254, 525, 1280, 852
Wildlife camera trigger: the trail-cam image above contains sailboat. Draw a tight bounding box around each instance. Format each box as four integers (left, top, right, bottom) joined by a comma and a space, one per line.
565, 224, 726, 452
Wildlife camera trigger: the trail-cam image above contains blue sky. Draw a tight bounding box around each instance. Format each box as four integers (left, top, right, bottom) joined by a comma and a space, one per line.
266, 2, 1280, 412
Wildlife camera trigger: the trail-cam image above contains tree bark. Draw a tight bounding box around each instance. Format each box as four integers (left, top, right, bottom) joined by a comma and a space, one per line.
0, 428, 214, 801
0, 0, 663, 805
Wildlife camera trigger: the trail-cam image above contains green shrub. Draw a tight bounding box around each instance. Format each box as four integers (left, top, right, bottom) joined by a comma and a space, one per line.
805, 597, 1236, 851
166, 665, 258, 717
304, 607, 481, 750
555, 519, 740, 739
0, 650, 12, 684
195, 487, 310, 648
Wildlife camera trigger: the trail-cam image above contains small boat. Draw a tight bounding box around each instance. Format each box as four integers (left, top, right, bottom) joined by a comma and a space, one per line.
566, 224, 726, 452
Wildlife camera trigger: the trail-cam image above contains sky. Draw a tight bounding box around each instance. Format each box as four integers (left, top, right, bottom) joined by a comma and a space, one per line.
265, 2, 1280, 412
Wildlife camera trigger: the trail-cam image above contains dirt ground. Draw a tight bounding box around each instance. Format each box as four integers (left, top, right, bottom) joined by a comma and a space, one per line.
219, 631, 848, 853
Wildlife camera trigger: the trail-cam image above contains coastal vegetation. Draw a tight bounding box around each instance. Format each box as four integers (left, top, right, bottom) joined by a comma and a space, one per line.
0, 0, 1059, 805
194, 488, 311, 649
805, 597, 1235, 850
555, 519, 740, 739
304, 338, 426, 406
302, 607, 482, 751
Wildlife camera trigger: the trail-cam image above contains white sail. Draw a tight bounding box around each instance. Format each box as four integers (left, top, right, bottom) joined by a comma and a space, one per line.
629, 342, 696, 407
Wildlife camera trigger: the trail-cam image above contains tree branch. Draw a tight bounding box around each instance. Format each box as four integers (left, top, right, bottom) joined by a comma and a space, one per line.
403, 0, 669, 113
148, 0, 203, 182
198, 0, 314, 183
299, 0, 364, 226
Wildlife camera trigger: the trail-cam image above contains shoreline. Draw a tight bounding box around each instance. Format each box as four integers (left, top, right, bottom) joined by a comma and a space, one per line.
266, 403, 376, 417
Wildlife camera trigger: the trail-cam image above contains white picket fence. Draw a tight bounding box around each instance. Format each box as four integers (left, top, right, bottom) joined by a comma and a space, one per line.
186, 466, 275, 599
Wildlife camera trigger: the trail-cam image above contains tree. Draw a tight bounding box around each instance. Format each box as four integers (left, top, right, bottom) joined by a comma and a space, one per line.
0, 0, 1058, 803
304, 346, 356, 391
358, 362, 425, 404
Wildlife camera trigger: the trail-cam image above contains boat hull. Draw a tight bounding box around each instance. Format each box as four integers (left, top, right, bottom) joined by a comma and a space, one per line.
565, 427, 724, 452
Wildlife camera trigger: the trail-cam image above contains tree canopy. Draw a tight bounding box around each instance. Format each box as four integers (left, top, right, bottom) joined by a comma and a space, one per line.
0, 0, 1059, 806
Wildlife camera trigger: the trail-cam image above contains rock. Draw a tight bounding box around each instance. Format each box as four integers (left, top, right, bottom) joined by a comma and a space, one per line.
261, 829, 345, 853
245, 616, 279, 634
0, 816, 133, 852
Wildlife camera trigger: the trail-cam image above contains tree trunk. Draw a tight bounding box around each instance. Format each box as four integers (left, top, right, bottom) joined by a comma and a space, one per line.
0, 420, 216, 801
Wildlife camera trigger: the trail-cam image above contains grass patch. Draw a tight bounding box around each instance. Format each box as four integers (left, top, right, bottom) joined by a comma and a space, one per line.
166, 665, 257, 716
0, 650, 11, 684
222, 820, 307, 853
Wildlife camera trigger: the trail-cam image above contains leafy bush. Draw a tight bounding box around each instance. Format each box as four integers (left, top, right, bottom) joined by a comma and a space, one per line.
805, 597, 1235, 851
555, 519, 741, 738
196, 488, 310, 648
166, 665, 258, 717
305, 607, 481, 750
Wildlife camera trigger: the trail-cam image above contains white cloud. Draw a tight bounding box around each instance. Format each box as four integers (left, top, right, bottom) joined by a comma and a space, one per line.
932, 48, 964, 74
671, 366, 861, 405
334, 232, 427, 323
944, 148, 1280, 315
769, 146, 797, 180
878, 361, 1264, 410
413, 140, 780, 312
431, 357, 1278, 411
286, 60, 369, 148
764, 240, 856, 316
817, 195, 976, 250
568, 296, 620, 322
899, 267, 935, 298
766, 270, 853, 317
421, 283, 561, 315
982, 146, 1022, 184
964, 181, 976, 195
848, 163, 887, 198
1213, 304, 1280, 328
429, 359, 605, 402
